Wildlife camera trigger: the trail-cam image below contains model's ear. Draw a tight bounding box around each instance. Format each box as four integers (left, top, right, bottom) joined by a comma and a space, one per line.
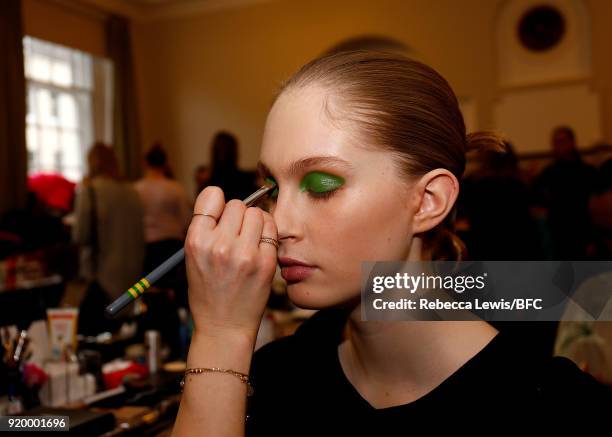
411, 169, 459, 234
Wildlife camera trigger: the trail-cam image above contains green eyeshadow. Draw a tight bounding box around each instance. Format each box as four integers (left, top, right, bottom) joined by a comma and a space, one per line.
300, 171, 345, 193
264, 177, 279, 197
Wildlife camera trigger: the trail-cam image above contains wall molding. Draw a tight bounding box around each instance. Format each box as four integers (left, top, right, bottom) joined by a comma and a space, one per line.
76, 0, 276, 21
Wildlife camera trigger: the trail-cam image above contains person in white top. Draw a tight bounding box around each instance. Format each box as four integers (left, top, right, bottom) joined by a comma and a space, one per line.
134, 145, 191, 244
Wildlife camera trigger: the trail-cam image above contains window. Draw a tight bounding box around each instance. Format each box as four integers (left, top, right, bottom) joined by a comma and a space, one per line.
23, 37, 112, 182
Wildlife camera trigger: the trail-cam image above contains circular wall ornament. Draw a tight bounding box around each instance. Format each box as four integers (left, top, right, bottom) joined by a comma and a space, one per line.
518, 5, 566, 51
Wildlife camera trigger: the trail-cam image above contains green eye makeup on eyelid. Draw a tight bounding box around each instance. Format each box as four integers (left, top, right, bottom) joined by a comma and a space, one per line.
264, 172, 345, 198
299, 171, 344, 193
265, 177, 279, 197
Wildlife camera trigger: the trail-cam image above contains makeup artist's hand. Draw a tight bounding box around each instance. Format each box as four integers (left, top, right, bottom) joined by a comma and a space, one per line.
185, 186, 278, 344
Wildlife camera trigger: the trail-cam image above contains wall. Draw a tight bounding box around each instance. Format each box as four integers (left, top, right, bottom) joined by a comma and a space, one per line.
22, 0, 612, 194
22, 0, 106, 57
130, 0, 506, 193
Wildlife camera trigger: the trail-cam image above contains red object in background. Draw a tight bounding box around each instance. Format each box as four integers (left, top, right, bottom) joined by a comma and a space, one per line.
102, 361, 149, 390
27, 173, 76, 212
23, 362, 48, 388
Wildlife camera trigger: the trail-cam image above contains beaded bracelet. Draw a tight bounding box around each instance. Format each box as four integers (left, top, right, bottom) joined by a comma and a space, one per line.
181, 367, 254, 396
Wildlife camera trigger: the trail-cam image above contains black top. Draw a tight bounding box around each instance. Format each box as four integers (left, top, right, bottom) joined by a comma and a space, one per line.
246, 307, 610, 435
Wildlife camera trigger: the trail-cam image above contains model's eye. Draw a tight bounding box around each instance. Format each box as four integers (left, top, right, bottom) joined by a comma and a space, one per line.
265, 177, 279, 198
300, 172, 345, 199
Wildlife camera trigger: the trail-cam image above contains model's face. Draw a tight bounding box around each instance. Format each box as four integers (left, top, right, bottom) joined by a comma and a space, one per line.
259, 86, 417, 309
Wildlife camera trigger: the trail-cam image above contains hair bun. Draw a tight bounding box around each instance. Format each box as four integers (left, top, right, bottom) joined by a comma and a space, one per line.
466, 131, 506, 155
423, 225, 468, 262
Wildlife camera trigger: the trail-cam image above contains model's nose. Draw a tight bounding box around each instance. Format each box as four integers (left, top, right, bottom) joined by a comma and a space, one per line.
270, 190, 300, 242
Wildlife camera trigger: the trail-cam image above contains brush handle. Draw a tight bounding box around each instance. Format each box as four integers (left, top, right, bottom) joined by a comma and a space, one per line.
105, 249, 184, 317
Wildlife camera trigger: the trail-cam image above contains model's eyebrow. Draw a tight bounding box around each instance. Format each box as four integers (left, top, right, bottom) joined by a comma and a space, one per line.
257, 156, 354, 178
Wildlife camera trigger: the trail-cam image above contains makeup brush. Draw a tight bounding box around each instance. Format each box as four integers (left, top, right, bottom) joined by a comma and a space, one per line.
105, 183, 276, 317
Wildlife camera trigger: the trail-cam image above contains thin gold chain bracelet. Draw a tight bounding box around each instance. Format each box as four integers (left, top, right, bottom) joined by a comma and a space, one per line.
180, 367, 254, 396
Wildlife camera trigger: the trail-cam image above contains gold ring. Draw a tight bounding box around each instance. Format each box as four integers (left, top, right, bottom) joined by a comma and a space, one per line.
193, 213, 219, 223
259, 237, 279, 249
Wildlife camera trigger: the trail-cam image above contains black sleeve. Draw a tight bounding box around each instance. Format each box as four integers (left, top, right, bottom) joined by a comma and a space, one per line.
245, 336, 294, 436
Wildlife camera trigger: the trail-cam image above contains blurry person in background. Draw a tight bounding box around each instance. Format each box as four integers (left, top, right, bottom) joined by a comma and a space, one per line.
134, 143, 191, 276
73, 142, 145, 334
587, 157, 612, 259
460, 142, 543, 261
194, 164, 210, 198
461, 143, 554, 361
555, 158, 612, 385
202, 131, 258, 201
134, 144, 191, 355
533, 126, 598, 260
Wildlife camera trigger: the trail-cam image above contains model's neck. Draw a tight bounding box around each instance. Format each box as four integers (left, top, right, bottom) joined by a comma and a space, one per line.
345, 310, 498, 378
339, 310, 498, 407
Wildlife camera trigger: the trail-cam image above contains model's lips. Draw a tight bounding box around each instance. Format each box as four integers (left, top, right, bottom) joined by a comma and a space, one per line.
280, 265, 316, 283
278, 257, 316, 283
278, 257, 315, 268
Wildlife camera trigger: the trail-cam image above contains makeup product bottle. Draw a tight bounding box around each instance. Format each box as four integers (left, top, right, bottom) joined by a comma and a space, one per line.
145, 330, 161, 375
